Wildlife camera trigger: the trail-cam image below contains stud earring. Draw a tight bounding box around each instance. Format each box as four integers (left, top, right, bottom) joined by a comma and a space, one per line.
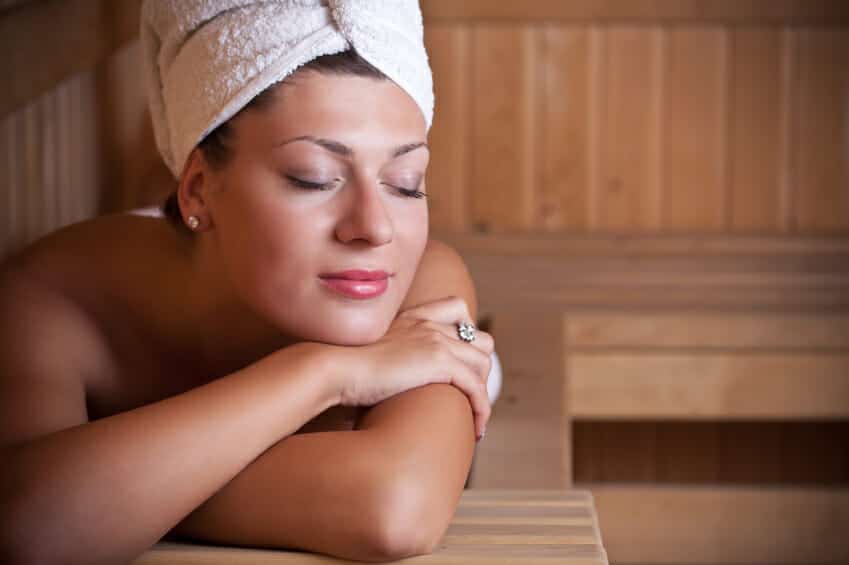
187, 215, 200, 230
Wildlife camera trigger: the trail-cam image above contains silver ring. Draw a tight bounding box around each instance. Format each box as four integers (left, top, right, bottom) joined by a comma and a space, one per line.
457, 321, 476, 343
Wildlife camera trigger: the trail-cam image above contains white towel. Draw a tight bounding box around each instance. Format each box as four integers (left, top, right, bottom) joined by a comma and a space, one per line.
141, 0, 434, 180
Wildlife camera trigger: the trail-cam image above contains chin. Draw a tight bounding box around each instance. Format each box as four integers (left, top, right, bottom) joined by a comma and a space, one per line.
294, 313, 392, 346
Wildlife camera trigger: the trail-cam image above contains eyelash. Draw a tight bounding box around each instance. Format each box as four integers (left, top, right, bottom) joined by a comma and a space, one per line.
286, 176, 426, 199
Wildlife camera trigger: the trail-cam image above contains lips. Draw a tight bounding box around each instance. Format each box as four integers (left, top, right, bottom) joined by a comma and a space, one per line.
319, 270, 390, 281
318, 270, 391, 299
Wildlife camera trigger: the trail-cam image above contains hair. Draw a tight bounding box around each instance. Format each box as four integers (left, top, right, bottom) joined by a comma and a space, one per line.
162, 49, 387, 232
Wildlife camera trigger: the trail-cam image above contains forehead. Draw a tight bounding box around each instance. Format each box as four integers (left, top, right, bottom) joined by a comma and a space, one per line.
234, 72, 427, 150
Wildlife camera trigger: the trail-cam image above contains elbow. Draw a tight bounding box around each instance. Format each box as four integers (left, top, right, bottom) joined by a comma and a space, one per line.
367, 481, 446, 561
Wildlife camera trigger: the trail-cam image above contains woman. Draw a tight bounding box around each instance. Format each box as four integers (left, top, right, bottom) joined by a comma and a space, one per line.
0, 1, 493, 563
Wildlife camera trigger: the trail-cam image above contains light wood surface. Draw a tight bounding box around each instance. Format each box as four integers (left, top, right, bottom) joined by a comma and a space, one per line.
568, 351, 849, 419
565, 309, 849, 419
585, 484, 849, 564
134, 490, 608, 565
421, 0, 849, 24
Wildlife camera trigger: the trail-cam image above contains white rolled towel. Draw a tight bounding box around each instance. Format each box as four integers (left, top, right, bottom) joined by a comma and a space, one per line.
141, 0, 434, 179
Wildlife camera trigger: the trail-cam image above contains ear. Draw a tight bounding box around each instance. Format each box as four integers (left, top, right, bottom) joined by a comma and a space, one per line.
176, 148, 215, 231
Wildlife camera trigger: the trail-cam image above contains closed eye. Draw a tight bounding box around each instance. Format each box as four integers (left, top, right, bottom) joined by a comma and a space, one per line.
385, 184, 427, 199
286, 175, 337, 191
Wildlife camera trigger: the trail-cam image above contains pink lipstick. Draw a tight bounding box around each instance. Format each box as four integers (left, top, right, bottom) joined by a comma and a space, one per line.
319, 270, 390, 299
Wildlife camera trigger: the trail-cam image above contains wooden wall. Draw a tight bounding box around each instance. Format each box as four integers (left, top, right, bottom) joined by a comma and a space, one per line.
3, 1, 849, 563
423, 3, 849, 234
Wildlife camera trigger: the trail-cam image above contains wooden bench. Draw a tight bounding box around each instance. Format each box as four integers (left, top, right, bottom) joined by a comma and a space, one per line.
135, 489, 608, 564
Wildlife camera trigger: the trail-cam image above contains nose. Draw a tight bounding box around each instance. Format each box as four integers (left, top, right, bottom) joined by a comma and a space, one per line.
334, 177, 394, 246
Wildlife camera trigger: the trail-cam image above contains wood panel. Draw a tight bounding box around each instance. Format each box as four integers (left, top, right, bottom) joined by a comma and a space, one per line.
443, 234, 849, 488
793, 30, 849, 232
574, 422, 849, 484
138, 490, 609, 564
96, 40, 174, 213
729, 29, 788, 232
568, 352, 849, 419
596, 27, 663, 230
0, 72, 100, 260
436, 232, 849, 255
438, 234, 849, 315
471, 307, 569, 488
662, 28, 728, 231
585, 485, 849, 564
470, 26, 536, 231
566, 312, 849, 349
537, 25, 594, 230
0, 0, 141, 118
422, 0, 849, 24
424, 24, 471, 232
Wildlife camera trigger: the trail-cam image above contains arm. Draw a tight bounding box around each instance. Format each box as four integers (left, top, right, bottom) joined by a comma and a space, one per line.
169, 239, 482, 558
0, 267, 341, 565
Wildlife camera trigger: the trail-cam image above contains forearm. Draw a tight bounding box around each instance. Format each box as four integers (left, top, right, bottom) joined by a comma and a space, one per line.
170, 428, 401, 562
0, 343, 339, 565
169, 383, 476, 561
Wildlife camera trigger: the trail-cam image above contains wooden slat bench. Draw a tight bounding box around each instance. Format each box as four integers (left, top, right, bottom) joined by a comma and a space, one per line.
135, 489, 608, 564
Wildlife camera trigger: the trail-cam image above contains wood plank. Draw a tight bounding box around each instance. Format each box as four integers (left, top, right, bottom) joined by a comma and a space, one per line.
597, 26, 662, 230
575, 422, 849, 484
584, 485, 849, 564
729, 29, 785, 231
537, 25, 593, 230
567, 352, 849, 419
421, 0, 849, 25
654, 423, 720, 482
433, 232, 849, 256
662, 27, 728, 231
137, 490, 609, 564
438, 234, 849, 310
793, 29, 849, 232
470, 26, 536, 231
443, 524, 598, 545
424, 24, 470, 231
565, 312, 849, 349
0, 0, 141, 118
574, 422, 659, 483
95, 39, 176, 213
471, 308, 568, 488
140, 543, 609, 564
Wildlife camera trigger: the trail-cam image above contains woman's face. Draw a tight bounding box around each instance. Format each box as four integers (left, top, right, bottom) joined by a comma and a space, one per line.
200, 71, 430, 346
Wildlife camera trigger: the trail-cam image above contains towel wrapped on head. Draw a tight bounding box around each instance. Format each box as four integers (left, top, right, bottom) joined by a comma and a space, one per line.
141, 0, 434, 180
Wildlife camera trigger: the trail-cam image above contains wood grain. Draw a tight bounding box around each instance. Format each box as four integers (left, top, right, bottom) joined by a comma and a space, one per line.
729, 29, 786, 232
566, 311, 849, 349
793, 29, 849, 232
471, 26, 536, 231
568, 352, 849, 419
424, 24, 470, 232
422, 0, 849, 24
597, 27, 663, 230
537, 25, 593, 231
135, 490, 609, 564
585, 485, 849, 563
662, 27, 728, 231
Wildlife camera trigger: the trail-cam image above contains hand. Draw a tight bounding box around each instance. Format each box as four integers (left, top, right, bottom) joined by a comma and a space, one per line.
337, 296, 494, 440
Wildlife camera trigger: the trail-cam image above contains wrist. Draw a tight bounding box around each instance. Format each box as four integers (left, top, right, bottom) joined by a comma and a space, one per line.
286, 341, 346, 410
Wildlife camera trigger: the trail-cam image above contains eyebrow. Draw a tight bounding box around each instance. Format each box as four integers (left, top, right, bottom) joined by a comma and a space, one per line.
277, 136, 428, 159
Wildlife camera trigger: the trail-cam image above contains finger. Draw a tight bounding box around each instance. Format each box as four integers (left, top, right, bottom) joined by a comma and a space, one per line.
418, 323, 492, 381
416, 320, 494, 358
449, 359, 491, 439
399, 296, 472, 327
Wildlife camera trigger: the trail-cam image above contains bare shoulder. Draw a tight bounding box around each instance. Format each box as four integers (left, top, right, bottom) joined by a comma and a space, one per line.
401, 238, 478, 319
0, 229, 125, 448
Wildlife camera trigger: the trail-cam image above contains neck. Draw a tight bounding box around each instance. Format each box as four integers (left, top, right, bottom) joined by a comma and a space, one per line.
160, 237, 297, 380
